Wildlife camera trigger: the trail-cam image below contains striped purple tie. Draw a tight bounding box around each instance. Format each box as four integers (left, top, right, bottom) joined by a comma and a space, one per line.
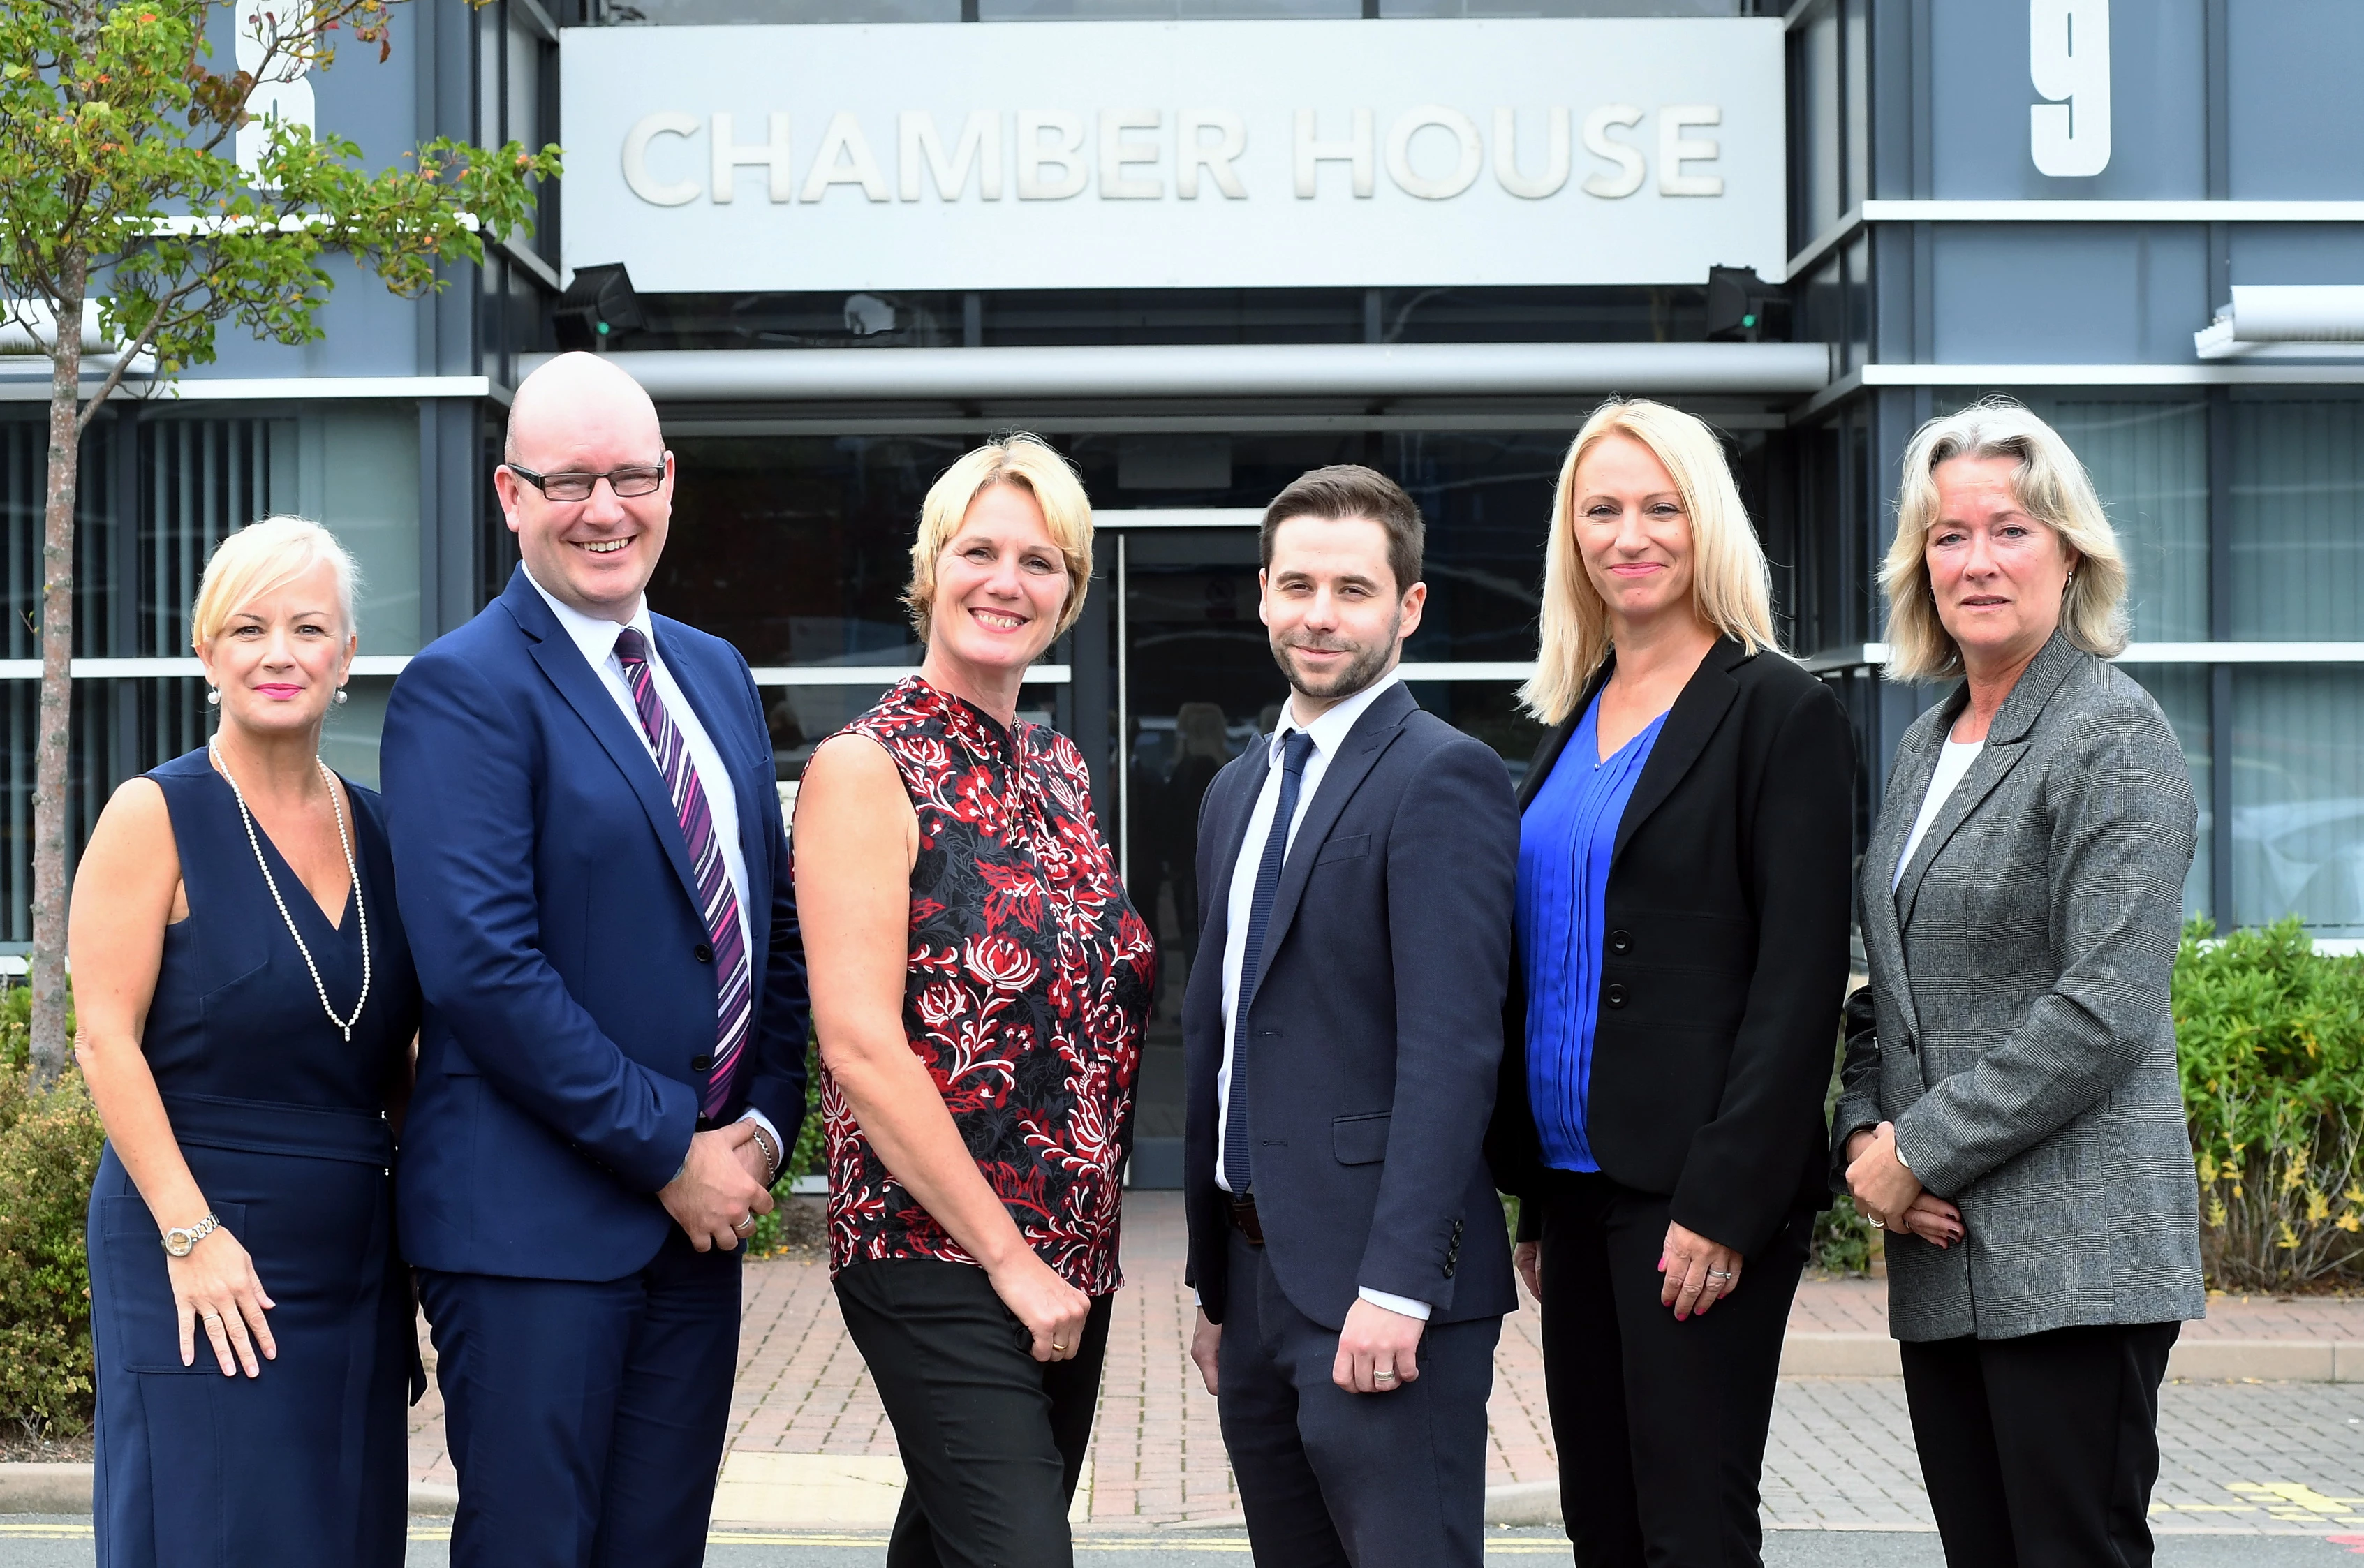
614, 627, 751, 1119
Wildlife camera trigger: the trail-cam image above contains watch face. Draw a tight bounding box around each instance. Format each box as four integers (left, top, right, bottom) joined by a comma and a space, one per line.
164, 1231, 192, 1257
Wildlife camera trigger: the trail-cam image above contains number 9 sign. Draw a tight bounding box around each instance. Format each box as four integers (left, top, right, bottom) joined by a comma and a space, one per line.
2030, 0, 2111, 178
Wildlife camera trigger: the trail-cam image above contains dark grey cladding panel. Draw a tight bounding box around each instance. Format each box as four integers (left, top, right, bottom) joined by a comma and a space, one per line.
1928, 224, 2208, 364
1925, 0, 2206, 200
2227, 0, 2364, 198
2226, 227, 2364, 288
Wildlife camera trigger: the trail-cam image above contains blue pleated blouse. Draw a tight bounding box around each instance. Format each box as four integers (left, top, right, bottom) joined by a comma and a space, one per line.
1515, 695, 1667, 1173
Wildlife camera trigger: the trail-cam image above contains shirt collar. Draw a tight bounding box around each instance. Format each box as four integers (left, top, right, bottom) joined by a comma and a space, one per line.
1266, 670, 1402, 767
523, 565, 655, 672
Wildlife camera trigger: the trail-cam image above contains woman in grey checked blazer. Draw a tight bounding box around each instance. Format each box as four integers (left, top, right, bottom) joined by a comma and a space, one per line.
1835, 399, 2203, 1568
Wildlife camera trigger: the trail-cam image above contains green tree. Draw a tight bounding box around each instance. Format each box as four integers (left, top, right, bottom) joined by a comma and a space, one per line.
1, 0, 559, 1082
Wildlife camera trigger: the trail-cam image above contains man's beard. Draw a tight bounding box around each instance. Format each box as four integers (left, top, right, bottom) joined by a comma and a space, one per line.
1271, 611, 1402, 703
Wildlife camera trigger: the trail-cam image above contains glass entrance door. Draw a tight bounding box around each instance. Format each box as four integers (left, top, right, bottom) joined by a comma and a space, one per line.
1108, 521, 1284, 1189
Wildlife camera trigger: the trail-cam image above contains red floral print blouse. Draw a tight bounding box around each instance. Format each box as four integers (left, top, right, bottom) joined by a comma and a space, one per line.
815, 677, 1155, 1294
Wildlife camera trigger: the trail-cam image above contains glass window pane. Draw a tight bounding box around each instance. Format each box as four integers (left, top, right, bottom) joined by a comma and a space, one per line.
2125, 665, 2210, 924
1403, 681, 1548, 783
317, 410, 423, 656
1388, 431, 1561, 665
2230, 397, 2364, 641
2231, 666, 2364, 937
2025, 398, 2208, 643
1798, 6, 1841, 242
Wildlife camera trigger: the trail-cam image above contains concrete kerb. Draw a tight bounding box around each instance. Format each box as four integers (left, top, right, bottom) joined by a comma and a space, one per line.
0, 1466, 460, 1516
1778, 1333, 2364, 1382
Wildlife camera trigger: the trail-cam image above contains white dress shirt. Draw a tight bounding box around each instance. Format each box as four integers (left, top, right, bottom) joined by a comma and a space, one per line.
1892, 736, 1985, 892
524, 568, 781, 1157
1212, 671, 1430, 1322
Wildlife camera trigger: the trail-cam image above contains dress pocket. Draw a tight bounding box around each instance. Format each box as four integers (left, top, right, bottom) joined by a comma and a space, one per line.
1313, 834, 1371, 866
96, 1197, 253, 1375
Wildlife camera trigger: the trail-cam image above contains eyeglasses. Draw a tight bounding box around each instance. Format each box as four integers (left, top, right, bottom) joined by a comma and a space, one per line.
505, 462, 666, 503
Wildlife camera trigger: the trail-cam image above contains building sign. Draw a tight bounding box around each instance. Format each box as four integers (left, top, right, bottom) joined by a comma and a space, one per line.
559, 18, 1784, 293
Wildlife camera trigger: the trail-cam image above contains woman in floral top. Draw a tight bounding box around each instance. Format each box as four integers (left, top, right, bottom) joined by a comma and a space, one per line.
794, 434, 1154, 1566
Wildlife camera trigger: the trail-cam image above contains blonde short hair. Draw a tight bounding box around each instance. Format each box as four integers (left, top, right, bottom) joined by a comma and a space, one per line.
904, 434, 1094, 645
190, 516, 361, 651
1881, 399, 2129, 682
1521, 399, 1779, 725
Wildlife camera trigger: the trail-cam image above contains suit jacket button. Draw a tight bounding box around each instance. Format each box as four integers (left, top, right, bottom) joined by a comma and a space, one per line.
1604, 983, 1630, 1009
1609, 929, 1632, 954
695, 942, 714, 963
692, 1054, 714, 1072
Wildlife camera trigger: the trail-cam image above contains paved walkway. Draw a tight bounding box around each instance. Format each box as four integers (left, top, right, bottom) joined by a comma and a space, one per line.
406, 1192, 2364, 1533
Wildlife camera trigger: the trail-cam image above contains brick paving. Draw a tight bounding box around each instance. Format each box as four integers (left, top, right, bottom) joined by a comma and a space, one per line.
407, 1192, 2364, 1531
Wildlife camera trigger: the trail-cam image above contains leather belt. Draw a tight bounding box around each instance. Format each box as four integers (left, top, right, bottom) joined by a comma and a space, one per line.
1228, 1192, 1264, 1248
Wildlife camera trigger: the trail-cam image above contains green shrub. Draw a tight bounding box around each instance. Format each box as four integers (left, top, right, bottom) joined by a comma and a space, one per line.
746, 1033, 825, 1259
0, 1063, 105, 1434
2177, 917, 2364, 1291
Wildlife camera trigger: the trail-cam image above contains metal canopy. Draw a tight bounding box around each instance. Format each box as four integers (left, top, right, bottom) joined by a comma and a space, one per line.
534, 341, 1833, 403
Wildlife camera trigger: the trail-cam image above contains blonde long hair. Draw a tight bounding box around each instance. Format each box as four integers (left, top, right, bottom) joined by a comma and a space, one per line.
1520, 399, 1778, 725
1881, 398, 2129, 682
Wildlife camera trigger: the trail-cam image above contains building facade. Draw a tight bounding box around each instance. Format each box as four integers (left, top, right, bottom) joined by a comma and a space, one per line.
5, 0, 2359, 1181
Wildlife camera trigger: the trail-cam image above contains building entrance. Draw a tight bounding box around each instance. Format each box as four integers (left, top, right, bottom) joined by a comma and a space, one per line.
1100, 514, 1283, 1190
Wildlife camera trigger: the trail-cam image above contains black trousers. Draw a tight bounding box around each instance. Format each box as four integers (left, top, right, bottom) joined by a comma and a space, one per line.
1216, 1228, 1501, 1568
1900, 1321, 2180, 1568
834, 1258, 1113, 1568
1533, 1170, 1812, 1568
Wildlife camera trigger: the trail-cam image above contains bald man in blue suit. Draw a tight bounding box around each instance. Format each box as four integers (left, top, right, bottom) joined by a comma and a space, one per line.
382, 353, 808, 1568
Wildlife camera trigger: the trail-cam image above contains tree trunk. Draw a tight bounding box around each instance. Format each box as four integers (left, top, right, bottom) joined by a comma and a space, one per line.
30, 258, 87, 1088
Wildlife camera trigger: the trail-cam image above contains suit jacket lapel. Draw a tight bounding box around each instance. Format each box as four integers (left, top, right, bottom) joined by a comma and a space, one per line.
1251, 683, 1416, 982
1611, 638, 1746, 864
1892, 631, 2083, 931
501, 572, 704, 913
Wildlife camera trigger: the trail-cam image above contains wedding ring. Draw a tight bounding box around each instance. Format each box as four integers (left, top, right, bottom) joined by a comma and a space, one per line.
1373, 1370, 1397, 1383
202, 1311, 221, 1322
734, 1215, 755, 1233
1707, 1270, 1733, 1281
1052, 1341, 1068, 1352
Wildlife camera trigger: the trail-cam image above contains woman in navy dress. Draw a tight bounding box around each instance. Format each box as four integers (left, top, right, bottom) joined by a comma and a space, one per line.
71, 516, 420, 1568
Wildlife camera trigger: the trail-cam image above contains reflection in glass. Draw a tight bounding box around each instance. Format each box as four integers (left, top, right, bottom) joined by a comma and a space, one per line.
2232, 667, 2364, 937
2231, 397, 2364, 641
2027, 398, 2207, 642
2125, 665, 2210, 923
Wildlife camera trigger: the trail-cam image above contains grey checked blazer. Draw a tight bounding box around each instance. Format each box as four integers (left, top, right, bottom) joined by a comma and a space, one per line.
1833, 631, 2205, 1342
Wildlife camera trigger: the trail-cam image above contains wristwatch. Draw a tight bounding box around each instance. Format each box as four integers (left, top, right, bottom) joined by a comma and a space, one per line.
161, 1213, 221, 1257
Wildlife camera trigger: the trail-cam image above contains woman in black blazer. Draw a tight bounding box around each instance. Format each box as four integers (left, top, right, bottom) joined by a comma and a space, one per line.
1485, 399, 1855, 1567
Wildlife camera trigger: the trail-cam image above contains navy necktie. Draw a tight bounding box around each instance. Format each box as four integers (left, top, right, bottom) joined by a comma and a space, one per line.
1225, 728, 1316, 1195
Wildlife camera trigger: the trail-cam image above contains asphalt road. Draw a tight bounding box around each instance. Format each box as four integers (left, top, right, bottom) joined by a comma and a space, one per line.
4, 1519, 2363, 1566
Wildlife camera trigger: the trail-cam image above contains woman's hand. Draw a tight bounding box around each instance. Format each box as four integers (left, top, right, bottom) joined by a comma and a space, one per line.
1844, 1120, 1924, 1228
1898, 1192, 1965, 1250
170, 1229, 276, 1377
986, 1250, 1091, 1363
1659, 1220, 1742, 1321
1514, 1239, 1542, 1305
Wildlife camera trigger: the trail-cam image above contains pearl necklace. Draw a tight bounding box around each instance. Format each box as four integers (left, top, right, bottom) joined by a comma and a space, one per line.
209, 741, 371, 1043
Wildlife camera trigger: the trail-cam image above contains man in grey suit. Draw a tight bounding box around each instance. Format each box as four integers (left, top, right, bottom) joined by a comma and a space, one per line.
1181, 466, 1519, 1568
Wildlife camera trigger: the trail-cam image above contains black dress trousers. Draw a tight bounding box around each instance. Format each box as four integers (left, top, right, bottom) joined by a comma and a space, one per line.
1534, 1169, 1813, 1568
834, 1258, 1114, 1568
1900, 1320, 2180, 1568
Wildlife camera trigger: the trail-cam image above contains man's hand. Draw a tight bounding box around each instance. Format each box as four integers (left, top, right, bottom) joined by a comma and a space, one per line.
730, 1120, 776, 1188
1844, 1120, 1924, 1232
1333, 1297, 1425, 1394
1514, 1239, 1542, 1306
660, 1123, 775, 1252
1191, 1307, 1221, 1397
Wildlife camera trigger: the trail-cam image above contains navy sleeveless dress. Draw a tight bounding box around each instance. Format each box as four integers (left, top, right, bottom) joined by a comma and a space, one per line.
86, 748, 421, 1568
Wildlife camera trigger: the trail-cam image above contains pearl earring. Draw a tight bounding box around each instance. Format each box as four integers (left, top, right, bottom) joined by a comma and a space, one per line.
334, 688, 349, 705
205, 687, 221, 707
